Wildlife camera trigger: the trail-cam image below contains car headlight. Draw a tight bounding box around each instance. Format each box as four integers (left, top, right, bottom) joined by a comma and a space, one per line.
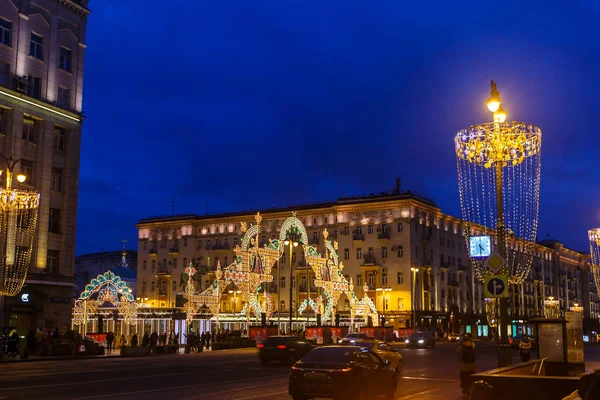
418, 340, 424, 344
405, 339, 409, 344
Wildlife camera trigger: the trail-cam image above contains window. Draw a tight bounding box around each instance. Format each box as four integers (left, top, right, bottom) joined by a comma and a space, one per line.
224, 256, 228, 266
51, 168, 63, 192
27, 75, 41, 99
280, 300, 285, 311
22, 117, 35, 142
356, 248, 362, 259
368, 274, 375, 285
49, 208, 61, 233
281, 253, 287, 264
183, 257, 187, 268
173, 258, 177, 268
355, 226, 363, 235
280, 277, 286, 289
344, 248, 349, 260
382, 268, 388, 285
173, 281, 176, 291
368, 225, 374, 234
59, 47, 71, 72
142, 282, 146, 291
313, 231, 318, 241
397, 272, 404, 284
301, 275, 307, 287
152, 260, 156, 272
0, 19, 11, 46
343, 227, 349, 235
381, 246, 388, 259
397, 223, 403, 233
30, 33, 43, 59
357, 274, 362, 285
183, 238, 187, 247
441, 271, 445, 281
47, 250, 59, 274
20, 159, 33, 184
291, 276, 295, 288
143, 260, 147, 270
367, 247, 374, 258
57, 87, 70, 109
292, 252, 297, 263
397, 245, 404, 257
151, 282, 155, 291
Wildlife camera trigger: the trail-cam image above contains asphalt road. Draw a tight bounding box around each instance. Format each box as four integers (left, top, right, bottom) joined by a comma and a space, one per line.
0, 343, 598, 400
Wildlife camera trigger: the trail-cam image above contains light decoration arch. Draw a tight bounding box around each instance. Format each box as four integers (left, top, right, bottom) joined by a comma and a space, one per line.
589, 229, 600, 295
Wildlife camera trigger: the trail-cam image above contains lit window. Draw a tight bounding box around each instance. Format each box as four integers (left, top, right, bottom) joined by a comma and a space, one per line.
29, 33, 43, 59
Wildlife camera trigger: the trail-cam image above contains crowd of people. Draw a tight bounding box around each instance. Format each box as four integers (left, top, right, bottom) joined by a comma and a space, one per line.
1, 327, 63, 359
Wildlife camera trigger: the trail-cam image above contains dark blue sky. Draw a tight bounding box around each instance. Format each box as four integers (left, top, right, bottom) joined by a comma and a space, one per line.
77, 0, 600, 255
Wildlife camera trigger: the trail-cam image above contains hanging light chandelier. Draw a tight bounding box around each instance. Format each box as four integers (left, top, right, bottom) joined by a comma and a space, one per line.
0, 155, 40, 296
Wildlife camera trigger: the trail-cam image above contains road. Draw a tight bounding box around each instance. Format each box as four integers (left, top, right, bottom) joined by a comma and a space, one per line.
0, 343, 598, 400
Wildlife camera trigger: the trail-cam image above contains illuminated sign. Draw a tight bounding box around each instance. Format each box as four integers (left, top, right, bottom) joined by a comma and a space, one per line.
21, 293, 30, 302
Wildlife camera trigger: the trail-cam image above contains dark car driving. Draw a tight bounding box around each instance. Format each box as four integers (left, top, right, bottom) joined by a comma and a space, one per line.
405, 332, 436, 349
258, 336, 314, 365
289, 346, 397, 400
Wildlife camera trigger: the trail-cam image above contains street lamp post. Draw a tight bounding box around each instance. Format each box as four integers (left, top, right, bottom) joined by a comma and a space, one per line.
411, 267, 419, 329
284, 238, 298, 333
376, 286, 391, 326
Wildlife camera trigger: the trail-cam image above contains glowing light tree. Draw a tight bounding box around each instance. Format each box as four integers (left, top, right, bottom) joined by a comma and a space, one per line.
589, 229, 600, 294
455, 81, 542, 365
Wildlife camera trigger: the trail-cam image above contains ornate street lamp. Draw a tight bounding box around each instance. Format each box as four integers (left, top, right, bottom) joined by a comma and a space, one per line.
570, 303, 583, 313
544, 296, 561, 318
455, 81, 542, 366
0, 154, 40, 296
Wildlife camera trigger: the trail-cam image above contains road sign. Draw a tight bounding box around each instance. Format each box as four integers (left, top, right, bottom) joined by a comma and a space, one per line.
484, 275, 509, 298
485, 252, 506, 274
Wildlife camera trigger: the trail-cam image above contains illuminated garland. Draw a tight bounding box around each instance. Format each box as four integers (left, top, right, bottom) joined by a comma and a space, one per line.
589, 229, 600, 295
0, 188, 40, 296
455, 122, 542, 284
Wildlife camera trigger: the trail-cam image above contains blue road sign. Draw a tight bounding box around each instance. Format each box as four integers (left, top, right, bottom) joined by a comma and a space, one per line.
484, 275, 509, 298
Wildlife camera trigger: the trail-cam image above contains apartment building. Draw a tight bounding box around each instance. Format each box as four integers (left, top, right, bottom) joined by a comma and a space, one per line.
0, 0, 89, 332
136, 181, 596, 337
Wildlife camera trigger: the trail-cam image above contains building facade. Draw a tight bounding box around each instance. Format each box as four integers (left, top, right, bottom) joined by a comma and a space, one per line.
0, 0, 89, 332
136, 182, 597, 338
74, 249, 137, 298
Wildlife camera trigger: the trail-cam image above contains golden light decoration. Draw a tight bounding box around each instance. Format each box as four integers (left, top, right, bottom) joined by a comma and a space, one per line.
0, 156, 40, 296
485, 298, 498, 328
455, 82, 542, 284
544, 296, 561, 318
588, 228, 600, 294
570, 303, 583, 313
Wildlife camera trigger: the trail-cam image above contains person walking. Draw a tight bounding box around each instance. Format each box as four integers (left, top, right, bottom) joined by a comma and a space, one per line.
519, 336, 532, 362
457, 334, 477, 395
131, 333, 139, 346
142, 332, 150, 347
7, 327, 19, 358
106, 332, 114, 354
120, 334, 126, 348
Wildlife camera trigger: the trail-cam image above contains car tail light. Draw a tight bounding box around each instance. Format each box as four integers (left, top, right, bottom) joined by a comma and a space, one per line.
277, 345, 287, 349
340, 367, 353, 372
256, 344, 264, 348
509, 339, 513, 344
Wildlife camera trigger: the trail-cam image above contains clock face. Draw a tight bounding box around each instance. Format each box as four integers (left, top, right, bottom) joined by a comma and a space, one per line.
470, 236, 492, 258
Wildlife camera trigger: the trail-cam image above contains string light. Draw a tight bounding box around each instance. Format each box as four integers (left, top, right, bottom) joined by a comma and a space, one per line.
456, 122, 542, 284
589, 229, 600, 294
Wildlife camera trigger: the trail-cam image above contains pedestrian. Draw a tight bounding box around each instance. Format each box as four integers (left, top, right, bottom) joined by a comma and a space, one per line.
27, 330, 36, 355
206, 332, 211, 349
106, 332, 114, 354
150, 331, 158, 348
131, 333, 138, 346
142, 332, 150, 347
7, 327, 19, 358
52, 327, 60, 340
519, 336, 532, 362
200, 332, 206, 349
457, 334, 477, 395
120, 334, 126, 348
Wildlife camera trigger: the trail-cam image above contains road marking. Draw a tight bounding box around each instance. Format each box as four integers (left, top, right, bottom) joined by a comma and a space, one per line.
400, 376, 458, 382
235, 390, 288, 400
66, 375, 290, 400
397, 390, 434, 399
0, 365, 261, 391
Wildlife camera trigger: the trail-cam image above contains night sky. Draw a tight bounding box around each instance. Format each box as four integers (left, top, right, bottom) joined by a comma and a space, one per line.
77, 1, 600, 255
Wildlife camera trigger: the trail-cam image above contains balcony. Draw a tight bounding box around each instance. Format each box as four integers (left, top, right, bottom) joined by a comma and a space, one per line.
353, 234, 364, 241
158, 288, 167, 296
377, 231, 390, 240
157, 265, 170, 275
149, 248, 157, 256
363, 255, 377, 265
168, 245, 179, 255
422, 235, 431, 244
212, 243, 230, 253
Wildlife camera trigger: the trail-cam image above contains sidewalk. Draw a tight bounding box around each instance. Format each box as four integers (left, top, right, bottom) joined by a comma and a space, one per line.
0, 352, 121, 363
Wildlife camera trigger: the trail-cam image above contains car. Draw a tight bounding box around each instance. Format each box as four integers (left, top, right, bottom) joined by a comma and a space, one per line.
339, 332, 370, 344
289, 345, 397, 400
257, 335, 315, 365
354, 340, 403, 375
447, 332, 461, 342
405, 332, 436, 349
